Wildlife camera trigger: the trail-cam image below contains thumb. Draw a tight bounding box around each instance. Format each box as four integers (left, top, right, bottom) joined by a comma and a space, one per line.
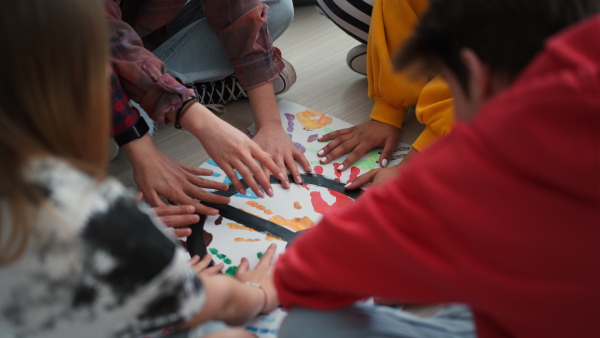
344, 170, 375, 190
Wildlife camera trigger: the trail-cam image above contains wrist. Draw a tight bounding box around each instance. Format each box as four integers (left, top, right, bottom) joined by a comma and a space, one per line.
255, 120, 284, 133
122, 133, 156, 165
405, 147, 420, 161
175, 98, 199, 129
114, 118, 150, 147
178, 102, 220, 136
245, 282, 268, 314
122, 132, 152, 153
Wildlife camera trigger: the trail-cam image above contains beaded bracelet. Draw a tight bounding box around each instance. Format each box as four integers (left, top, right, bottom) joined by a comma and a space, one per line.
245, 281, 268, 314
175, 98, 198, 129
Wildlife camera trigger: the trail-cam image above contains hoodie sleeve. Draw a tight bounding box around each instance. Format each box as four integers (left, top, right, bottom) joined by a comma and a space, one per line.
367, 0, 429, 129
412, 76, 455, 151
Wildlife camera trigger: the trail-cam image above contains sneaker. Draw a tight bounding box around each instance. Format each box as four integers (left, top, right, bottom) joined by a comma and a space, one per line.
346, 44, 367, 76
191, 58, 297, 109
191, 74, 246, 113
273, 58, 296, 95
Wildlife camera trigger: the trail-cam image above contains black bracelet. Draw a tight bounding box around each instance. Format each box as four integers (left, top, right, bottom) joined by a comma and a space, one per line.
175, 98, 198, 129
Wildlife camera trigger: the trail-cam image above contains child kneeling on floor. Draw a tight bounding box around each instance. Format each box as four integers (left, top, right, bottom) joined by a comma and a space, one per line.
273, 0, 600, 337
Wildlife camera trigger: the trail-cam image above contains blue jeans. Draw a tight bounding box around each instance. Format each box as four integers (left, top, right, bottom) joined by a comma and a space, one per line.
152, 0, 294, 84
279, 303, 476, 338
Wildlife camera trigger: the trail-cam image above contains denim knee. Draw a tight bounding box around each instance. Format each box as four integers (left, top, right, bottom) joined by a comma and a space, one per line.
264, 0, 294, 40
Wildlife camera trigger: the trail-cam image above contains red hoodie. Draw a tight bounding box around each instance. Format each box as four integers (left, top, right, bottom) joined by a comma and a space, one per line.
274, 15, 600, 338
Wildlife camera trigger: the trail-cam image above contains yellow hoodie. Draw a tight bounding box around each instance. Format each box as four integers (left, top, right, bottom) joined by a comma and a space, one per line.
367, 0, 454, 151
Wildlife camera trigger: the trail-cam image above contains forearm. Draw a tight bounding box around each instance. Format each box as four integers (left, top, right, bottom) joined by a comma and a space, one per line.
248, 82, 282, 131
122, 132, 156, 164
106, 0, 193, 124
275, 162, 459, 309
175, 102, 223, 139
181, 274, 265, 328
403, 147, 420, 163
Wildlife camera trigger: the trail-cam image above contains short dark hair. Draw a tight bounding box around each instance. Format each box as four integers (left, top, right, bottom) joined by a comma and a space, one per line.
395, 0, 600, 93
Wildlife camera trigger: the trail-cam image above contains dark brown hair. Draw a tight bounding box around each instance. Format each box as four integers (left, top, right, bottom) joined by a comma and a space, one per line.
0, 0, 110, 264
395, 0, 600, 92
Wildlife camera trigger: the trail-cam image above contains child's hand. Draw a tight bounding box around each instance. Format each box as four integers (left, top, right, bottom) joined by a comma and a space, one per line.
184, 104, 285, 199
136, 192, 199, 238
345, 147, 418, 189
345, 166, 402, 190
235, 243, 279, 313
126, 134, 230, 216
317, 120, 401, 171
252, 126, 311, 186
189, 254, 224, 277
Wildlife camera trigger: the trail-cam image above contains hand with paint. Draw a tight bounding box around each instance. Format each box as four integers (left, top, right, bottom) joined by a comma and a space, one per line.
253, 125, 311, 186
124, 134, 231, 216
317, 120, 401, 171
344, 165, 401, 190
235, 243, 280, 314
179, 102, 285, 199
180, 244, 280, 329
345, 146, 419, 190
247, 82, 311, 186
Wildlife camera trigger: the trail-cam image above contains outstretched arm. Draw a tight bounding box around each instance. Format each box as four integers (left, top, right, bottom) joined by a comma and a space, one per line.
274, 131, 489, 310
201, 1, 308, 184
177, 102, 285, 199
181, 244, 280, 328
124, 133, 231, 215
345, 147, 419, 189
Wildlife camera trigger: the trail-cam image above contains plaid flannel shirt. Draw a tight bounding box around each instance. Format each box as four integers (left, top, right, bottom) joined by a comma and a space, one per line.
110, 67, 139, 136
106, 0, 284, 139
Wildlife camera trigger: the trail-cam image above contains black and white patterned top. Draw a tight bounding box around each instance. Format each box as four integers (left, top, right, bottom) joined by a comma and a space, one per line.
0, 158, 205, 337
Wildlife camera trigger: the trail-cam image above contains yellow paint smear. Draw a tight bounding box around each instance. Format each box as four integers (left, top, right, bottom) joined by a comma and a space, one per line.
293, 201, 302, 209
234, 238, 261, 242
228, 223, 255, 232
296, 110, 333, 130
268, 215, 315, 232
245, 201, 274, 215
266, 234, 284, 241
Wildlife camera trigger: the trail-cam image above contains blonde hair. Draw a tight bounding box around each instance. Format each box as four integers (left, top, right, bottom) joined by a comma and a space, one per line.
0, 0, 110, 264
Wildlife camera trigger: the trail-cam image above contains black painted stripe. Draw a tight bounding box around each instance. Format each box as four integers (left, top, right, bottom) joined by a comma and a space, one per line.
202, 202, 298, 242
187, 174, 362, 260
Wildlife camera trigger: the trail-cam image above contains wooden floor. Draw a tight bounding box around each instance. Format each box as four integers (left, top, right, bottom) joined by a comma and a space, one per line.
107, 5, 424, 187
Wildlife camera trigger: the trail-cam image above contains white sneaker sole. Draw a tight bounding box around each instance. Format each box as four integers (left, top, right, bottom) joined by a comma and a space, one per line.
346, 44, 367, 76
274, 59, 297, 95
